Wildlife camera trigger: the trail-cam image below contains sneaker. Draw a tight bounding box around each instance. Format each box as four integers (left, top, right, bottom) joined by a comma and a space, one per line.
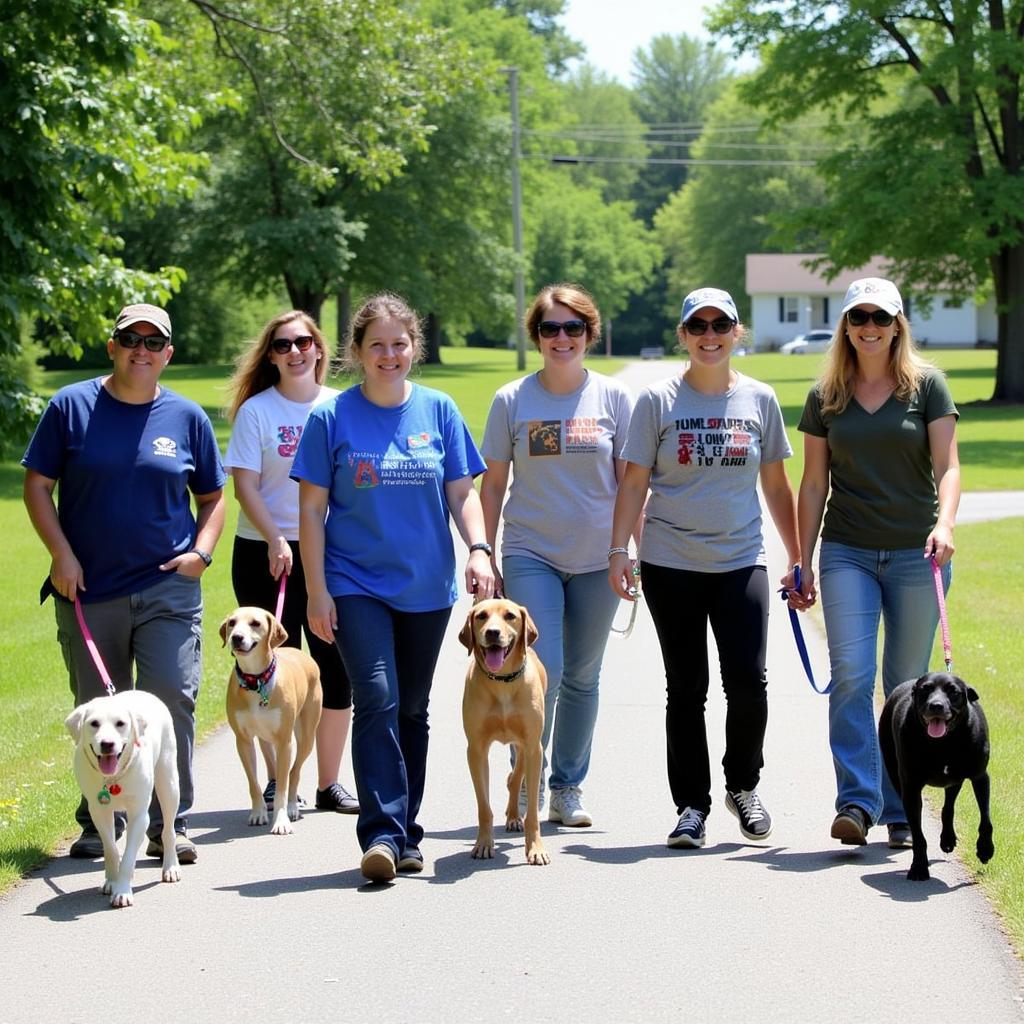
518, 777, 546, 816
830, 805, 870, 846
887, 822, 913, 848
146, 830, 198, 864
315, 782, 359, 814
360, 843, 397, 882
68, 828, 105, 859
667, 807, 707, 848
725, 788, 773, 840
396, 846, 425, 873
262, 779, 306, 808
548, 786, 592, 827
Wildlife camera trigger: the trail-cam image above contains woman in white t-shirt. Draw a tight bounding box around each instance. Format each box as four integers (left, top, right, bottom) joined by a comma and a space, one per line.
224, 310, 357, 814
481, 283, 637, 830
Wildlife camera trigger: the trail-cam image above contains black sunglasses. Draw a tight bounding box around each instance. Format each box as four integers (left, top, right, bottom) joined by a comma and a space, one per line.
684, 317, 735, 336
537, 319, 587, 339
270, 335, 315, 355
115, 329, 169, 352
846, 308, 895, 327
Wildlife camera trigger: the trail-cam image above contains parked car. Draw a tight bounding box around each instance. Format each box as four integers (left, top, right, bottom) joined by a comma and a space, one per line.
780, 329, 833, 355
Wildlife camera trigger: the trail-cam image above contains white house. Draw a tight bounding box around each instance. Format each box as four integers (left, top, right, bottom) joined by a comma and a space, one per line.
745, 254, 997, 350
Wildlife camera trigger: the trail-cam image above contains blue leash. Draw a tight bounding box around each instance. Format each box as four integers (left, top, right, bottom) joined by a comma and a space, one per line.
779, 565, 832, 695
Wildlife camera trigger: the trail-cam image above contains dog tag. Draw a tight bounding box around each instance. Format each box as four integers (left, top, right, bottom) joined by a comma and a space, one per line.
109, 784, 121, 795
97, 785, 111, 804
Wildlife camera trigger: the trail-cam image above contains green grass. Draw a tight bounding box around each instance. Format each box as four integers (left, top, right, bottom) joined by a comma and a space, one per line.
3, 347, 1022, 953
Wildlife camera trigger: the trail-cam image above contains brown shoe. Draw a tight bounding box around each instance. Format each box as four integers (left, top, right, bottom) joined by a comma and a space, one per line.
831, 805, 870, 845
146, 831, 198, 864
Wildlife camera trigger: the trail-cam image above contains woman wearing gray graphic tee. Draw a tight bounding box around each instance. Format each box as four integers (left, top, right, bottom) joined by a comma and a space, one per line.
609, 287, 801, 851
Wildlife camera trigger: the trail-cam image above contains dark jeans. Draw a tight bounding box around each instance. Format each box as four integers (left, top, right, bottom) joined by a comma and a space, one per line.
232, 536, 351, 710
641, 561, 769, 816
333, 595, 451, 857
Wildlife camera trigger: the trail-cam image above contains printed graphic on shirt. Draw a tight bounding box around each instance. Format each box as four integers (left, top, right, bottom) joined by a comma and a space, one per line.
348, 435, 440, 489
527, 417, 601, 457
152, 436, 177, 459
674, 416, 756, 467
277, 424, 303, 457
529, 420, 561, 456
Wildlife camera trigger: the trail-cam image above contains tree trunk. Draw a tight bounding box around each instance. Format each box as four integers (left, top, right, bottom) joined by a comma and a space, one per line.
424, 311, 442, 365
284, 276, 325, 325
336, 285, 351, 354
993, 239, 1024, 402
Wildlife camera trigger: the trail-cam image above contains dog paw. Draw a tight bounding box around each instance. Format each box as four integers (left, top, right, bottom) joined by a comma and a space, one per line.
505, 815, 524, 833
907, 861, 931, 881
287, 802, 301, 822
270, 816, 294, 836
526, 846, 550, 866
162, 864, 182, 883
977, 837, 995, 863
939, 829, 958, 853
109, 888, 134, 908
248, 808, 269, 826
471, 840, 495, 859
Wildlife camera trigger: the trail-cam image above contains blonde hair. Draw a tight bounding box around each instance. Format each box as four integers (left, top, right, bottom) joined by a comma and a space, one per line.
342, 292, 425, 375
525, 283, 602, 352
224, 310, 329, 423
817, 311, 931, 415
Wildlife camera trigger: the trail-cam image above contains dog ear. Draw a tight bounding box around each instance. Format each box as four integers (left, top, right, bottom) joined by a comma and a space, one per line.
458, 608, 475, 650
967, 685, 980, 702
268, 613, 288, 649
219, 616, 230, 647
132, 710, 149, 741
521, 605, 539, 648
65, 704, 86, 742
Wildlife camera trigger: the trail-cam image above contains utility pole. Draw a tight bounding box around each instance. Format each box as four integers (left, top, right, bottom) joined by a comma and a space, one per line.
501, 66, 526, 371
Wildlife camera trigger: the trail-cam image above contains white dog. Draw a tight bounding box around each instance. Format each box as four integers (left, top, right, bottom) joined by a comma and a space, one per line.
65, 690, 182, 908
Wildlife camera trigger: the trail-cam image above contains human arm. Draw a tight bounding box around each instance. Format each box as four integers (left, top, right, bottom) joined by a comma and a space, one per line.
233, 468, 293, 579
608, 461, 650, 600
760, 458, 801, 587
793, 433, 830, 608
160, 489, 226, 577
479, 458, 509, 596
446, 475, 496, 599
615, 458, 644, 548
925, 414, 960, 566
298, 480, 336, 643
23, 468, 84, 599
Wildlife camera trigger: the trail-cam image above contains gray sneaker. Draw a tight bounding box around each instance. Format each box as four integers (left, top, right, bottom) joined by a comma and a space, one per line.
667, 807, 707, 848
548, 786, 592, 827
518, 776, 546, 815
725, 788, 773, 840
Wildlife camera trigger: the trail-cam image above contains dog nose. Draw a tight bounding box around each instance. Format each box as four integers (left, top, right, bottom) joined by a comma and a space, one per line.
483, 628, 501, 644
99, 740, 116, 753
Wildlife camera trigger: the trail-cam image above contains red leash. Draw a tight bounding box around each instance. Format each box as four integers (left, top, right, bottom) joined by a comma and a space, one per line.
930, 556, 953, 671
73, 595, 117, 696
275, 572, 288, 622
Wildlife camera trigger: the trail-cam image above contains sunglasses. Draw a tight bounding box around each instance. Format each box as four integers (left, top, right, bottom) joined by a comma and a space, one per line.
537, 319, 587, 339
846, 308, 895, 327
115, 329, 169, 352
684, 317, 735, 336
270, 335, 315, 355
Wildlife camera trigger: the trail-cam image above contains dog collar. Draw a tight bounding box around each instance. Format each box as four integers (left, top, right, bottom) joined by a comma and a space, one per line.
236, 656, 277, 706
91, 739, 141, 801
478, 661, 526, 683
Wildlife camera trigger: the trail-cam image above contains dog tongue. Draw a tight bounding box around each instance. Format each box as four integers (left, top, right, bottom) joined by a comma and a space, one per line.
98, 753, 120, 775
484, 647, 506, 673
927, 719, 948, 739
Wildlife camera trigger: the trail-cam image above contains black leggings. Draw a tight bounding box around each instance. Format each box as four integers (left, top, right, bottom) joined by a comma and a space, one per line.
641, 561, 769, 815
231, 536, 351, 710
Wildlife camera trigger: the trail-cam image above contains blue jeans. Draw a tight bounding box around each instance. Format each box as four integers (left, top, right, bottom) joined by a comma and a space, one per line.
55, 572, 203, 833
501, 556, 620, 791
819, 540, 952, 824
333, 596, 450, 858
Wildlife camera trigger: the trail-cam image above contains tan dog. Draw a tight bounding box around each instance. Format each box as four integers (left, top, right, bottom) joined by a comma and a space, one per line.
65, 690, 181, 908
459, 598, 549, 866
220, 607, 323, 835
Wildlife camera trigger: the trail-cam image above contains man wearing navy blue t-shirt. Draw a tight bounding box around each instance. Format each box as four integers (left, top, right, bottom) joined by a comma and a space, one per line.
22, 303, 226, 862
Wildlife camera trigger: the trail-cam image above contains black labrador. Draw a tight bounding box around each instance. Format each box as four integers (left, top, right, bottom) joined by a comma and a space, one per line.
878, 671, 994, 881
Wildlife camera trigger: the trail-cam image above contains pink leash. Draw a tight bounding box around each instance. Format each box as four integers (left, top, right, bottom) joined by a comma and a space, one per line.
930, 556, 953, 672
73, 595, 117, 697
275, 572, 288, 621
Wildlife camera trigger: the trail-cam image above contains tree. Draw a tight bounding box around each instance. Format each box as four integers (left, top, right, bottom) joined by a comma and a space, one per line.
711, 0, 1024, 401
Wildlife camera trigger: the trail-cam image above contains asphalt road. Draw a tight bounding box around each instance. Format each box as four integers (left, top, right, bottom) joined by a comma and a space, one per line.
1, 360, 1021, 1024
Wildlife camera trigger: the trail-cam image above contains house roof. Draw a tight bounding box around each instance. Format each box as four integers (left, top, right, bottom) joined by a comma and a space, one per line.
746, 254, 893, 294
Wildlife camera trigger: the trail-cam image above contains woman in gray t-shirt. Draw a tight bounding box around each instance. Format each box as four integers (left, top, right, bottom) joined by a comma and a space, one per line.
609, 287, 801, 851
481, 283, 636, 830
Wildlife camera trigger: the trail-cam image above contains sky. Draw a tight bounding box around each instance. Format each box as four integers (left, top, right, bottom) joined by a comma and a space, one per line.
558, 0, 728, 85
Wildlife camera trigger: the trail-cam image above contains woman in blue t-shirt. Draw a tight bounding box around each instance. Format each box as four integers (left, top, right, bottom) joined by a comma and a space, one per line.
292, 292, 495, 882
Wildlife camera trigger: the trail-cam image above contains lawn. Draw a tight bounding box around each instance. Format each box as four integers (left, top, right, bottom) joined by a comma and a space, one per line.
3, 347, 1022, 952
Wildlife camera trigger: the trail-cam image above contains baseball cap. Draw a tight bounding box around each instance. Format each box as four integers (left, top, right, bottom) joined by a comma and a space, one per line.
680, 287, 739, 325
840, 278, 903, 317
114, 303, 172, 339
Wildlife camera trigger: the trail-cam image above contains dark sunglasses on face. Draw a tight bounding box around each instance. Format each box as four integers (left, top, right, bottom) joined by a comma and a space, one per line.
537, 319, 587, 340
270, 335, 315, 354
846, 308, 895, 327
684, 317, 735, 336
115, 329, 169, 352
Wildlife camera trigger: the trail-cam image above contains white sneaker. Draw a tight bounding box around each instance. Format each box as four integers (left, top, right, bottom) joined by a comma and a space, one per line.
548, 786, 592, 827
518, 776, 546, 815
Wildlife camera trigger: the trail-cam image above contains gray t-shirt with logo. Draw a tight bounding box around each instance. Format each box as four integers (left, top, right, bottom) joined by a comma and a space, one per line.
482, 370, 634, 573
622, 371, 792, 572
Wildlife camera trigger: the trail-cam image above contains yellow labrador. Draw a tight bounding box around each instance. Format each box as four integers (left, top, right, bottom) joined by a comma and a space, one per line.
220, 607, 323, 835
65, 690, 181, 908
459, 598, 549, 866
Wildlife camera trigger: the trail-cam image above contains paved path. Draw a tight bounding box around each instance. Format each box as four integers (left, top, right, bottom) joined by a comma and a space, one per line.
1, 362, 1021, 1023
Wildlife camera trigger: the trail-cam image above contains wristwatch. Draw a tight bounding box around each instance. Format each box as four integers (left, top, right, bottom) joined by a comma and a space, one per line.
469, 542, 493, 557
192, 549, 213, 567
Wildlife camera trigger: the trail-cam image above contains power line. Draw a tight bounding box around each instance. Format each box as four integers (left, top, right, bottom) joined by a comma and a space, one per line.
525, 153, 817, 167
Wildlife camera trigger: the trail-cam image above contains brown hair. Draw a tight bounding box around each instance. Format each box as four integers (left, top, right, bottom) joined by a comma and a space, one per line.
223, 310, 328, 423
525, 283, 602, 352
342, 292, 425, 375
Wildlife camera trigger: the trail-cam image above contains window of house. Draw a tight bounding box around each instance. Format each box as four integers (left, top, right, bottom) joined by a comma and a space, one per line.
778, 296, 798, 323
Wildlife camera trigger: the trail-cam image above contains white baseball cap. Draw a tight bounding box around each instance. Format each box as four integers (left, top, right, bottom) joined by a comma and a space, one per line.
680, 287, 739, 325
841, 278, 903, 317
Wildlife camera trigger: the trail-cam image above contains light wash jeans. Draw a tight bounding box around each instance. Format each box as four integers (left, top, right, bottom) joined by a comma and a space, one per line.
819, 540, 952, 824
501, 555, 620, 792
